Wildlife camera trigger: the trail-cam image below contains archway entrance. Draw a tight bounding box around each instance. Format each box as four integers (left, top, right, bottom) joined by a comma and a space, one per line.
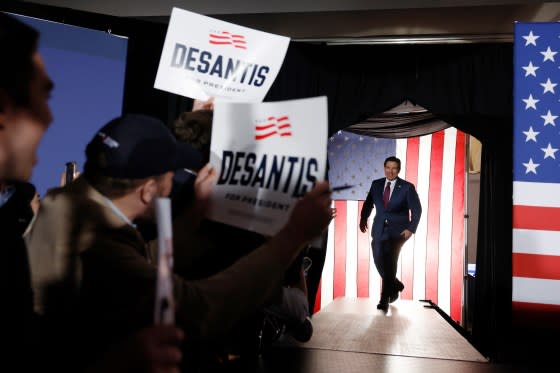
312, 102, 481, 329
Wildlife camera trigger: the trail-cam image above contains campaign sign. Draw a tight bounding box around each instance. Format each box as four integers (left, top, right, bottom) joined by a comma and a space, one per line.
154, 7, 290, 102
208, 96, 328, 236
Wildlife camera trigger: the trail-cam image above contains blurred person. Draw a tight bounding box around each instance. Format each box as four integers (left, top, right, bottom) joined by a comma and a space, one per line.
262, 257, 313, 345
25, 113, 333, 367
0, 12, 54, 365
172, 109, 213, 163
0, 12, 183, 372
0, 181, 37, 236
170, 109, 263, 280
170, 109, 316, 358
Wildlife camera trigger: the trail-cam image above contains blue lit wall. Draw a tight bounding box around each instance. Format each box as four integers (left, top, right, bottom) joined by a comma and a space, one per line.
14, 14, 128, 195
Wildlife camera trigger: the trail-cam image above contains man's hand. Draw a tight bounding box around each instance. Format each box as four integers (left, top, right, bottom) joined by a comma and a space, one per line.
359, 218, 368, 233
281, 181, 333, 247
132, 326, 184, 373
400, 229, 413, 241
192, 97, 214, 111
172, 163, 216, 235
193, 163, 216, 208
59, 170, 80, 186
91, 325, 184, 373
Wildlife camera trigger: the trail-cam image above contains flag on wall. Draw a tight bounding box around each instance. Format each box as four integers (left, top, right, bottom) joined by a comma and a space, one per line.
512, 23, 560, 326
318, 128, 465, 322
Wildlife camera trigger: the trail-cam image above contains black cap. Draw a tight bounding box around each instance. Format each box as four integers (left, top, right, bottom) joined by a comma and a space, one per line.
84, 114, 204, 179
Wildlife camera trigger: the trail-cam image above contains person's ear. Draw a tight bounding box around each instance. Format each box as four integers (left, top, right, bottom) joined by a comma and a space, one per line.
139, 178, 158, 205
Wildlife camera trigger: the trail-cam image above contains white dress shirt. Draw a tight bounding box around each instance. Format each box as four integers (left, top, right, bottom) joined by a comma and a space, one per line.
384, 178, 396, 200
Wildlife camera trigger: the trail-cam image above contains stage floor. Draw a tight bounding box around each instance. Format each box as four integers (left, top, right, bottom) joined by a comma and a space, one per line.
243, 297, 533, 373
293, 297, 486, 362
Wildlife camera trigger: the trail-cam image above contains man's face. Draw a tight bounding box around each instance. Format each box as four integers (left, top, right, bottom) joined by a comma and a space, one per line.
139, 171, 175, 221
0, 52, 53, 181
384, 160, 400, 181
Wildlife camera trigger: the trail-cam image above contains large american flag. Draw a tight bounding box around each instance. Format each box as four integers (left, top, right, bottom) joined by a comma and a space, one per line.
317, 129, 466, 322
512, 23, 560, 324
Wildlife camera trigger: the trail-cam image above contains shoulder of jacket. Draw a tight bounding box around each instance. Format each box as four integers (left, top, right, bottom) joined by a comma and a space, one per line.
398, 178, 413, 186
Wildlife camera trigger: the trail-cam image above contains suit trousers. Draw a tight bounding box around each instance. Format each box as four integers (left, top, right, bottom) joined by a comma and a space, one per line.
372, 234, 406, 298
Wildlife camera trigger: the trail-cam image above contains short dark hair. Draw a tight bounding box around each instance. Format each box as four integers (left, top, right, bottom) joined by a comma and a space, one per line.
384, 156, 401, 170
85, 172, 163, 199
171, 110, 213, 162
0, 12, 39, 111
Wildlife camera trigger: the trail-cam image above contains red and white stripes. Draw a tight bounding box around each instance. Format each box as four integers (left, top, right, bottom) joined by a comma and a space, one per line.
512, 181, 560, 325
317, 128, 466, 322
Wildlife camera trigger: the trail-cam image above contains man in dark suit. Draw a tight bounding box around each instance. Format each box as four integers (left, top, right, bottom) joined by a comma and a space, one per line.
359, 156, 422, 311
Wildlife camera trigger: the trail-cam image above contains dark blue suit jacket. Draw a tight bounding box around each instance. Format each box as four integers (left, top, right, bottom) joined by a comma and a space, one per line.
360, 177, 422, 242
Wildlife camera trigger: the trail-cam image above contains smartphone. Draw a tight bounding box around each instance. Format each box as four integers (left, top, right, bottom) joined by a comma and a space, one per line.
65, 161, 77, 185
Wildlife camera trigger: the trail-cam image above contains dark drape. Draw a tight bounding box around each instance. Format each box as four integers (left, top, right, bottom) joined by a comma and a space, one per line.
266, 43, 414, 129
265, 42, 514, 360
347, 113, 449, 138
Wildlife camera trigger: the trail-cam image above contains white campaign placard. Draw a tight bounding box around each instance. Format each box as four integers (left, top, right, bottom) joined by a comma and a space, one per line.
207, 96, 328, 236
154, 7, 290, 102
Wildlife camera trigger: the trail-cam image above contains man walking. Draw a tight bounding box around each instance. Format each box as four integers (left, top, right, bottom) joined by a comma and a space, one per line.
359, 156, 421, 311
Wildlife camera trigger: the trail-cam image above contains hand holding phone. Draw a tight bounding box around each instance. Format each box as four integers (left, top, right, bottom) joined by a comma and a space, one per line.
59, 161, 79, 186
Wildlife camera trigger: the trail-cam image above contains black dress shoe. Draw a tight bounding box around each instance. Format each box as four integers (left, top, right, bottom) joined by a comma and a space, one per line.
377, 298, 389, 311
395, 279, 404, 292
389, 280, 405, 303
292, 317, 313, 342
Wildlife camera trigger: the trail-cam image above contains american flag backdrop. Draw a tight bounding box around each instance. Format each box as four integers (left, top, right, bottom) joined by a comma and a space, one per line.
317, 129, 466, 322
513, 23, 560, 323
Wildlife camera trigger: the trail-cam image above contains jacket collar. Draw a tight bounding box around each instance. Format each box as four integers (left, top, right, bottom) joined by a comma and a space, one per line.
384, 177, 400, 186
70, 176, 137, 231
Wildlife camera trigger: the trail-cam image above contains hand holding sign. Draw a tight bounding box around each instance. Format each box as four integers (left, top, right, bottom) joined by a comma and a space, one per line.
192, 97, 215, 111
280, 181, 333, 247
99, 325, 184, 373
193, 163, 217, 214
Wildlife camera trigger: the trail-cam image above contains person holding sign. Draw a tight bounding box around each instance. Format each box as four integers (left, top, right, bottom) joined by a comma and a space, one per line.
170, 108, 315, 355
0, 12, 183, 372
25, 113, 333, 366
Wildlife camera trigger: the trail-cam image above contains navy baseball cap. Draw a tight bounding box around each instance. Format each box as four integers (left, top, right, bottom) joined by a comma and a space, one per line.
84, 114, 204, 179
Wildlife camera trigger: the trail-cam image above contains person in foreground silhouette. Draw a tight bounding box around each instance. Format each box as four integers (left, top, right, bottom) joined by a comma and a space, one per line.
0, 12, 184, 371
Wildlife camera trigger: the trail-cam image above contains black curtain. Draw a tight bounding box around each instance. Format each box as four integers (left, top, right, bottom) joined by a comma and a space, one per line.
411, 44, 514, 360
265, 42, 514, 360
